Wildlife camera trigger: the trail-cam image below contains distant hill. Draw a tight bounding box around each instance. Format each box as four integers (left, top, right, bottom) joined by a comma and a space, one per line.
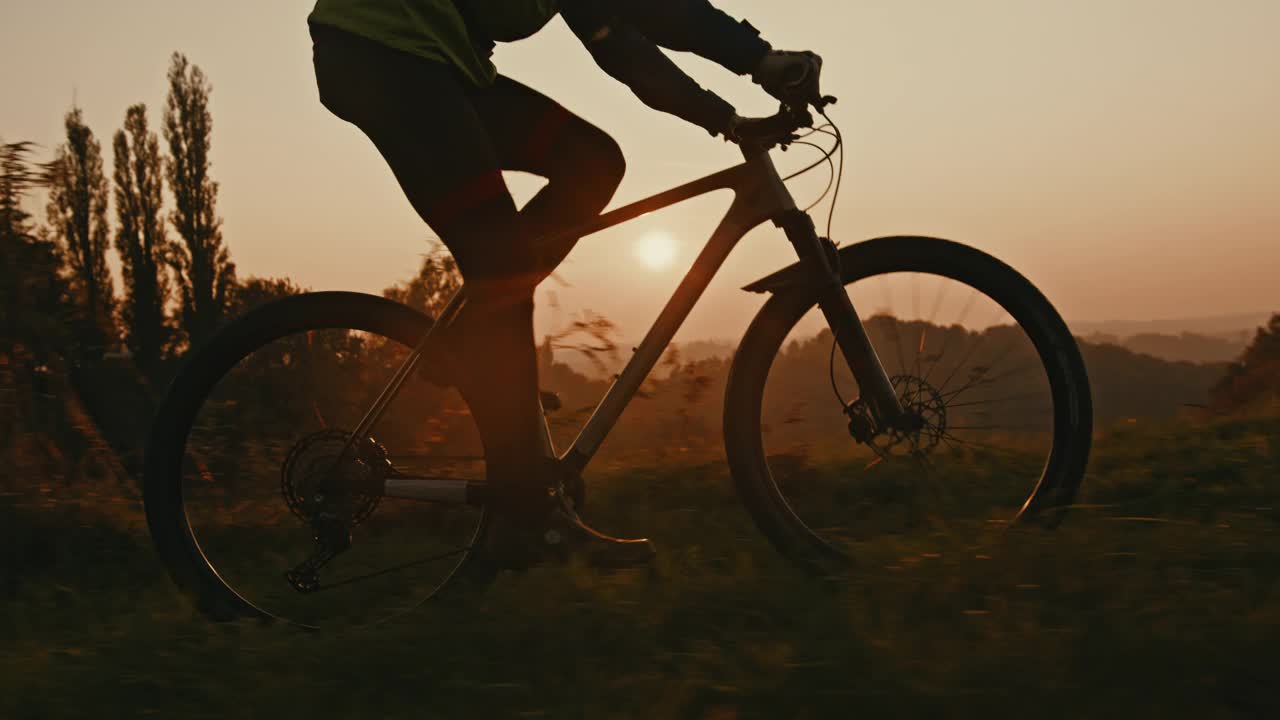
1072, 309, 1278, 365
1081, 331, 1249, 364
556, 311, 1271, 378
1071, 310, 1270, 339
538, 316, 1231, 462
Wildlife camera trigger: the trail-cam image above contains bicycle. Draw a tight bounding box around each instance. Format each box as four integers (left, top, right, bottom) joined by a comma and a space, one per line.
143, 94, 1093, 629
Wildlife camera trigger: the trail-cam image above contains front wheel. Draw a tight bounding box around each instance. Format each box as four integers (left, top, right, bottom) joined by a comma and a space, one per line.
724, 237, 1092, 572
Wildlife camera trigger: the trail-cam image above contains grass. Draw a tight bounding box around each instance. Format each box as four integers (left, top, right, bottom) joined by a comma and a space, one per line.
2, 413, 1278, 719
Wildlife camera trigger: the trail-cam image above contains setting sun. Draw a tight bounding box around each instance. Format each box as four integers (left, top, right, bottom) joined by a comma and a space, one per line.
633, 230, 679, 271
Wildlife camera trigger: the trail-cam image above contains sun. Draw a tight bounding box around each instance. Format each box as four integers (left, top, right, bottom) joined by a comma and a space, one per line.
633, 230, 678, 271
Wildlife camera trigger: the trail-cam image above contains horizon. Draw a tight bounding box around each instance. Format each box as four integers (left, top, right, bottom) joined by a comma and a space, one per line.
3, 0, 1277, 341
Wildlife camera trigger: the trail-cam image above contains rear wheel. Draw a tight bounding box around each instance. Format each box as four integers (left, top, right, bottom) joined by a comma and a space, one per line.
144, 292, 489, 629
724, 237, 1092, 572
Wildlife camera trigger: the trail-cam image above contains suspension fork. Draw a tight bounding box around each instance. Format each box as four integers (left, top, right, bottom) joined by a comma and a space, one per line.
776, 210, 907, 427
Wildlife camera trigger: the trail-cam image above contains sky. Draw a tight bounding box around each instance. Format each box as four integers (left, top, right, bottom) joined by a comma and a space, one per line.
3, 0, 1277, 342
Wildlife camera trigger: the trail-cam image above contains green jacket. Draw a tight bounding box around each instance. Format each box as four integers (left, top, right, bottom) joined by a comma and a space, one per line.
309, 0, 772, 134
309, 0, 559, 86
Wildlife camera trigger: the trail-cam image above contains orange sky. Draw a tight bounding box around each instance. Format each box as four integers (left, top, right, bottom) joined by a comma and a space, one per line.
3, 0, 1277, 341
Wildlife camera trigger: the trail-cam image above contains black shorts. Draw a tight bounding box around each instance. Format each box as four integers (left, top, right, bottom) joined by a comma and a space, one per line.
311, 23, 625, 286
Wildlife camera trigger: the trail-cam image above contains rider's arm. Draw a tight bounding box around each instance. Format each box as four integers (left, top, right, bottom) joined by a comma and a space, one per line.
599, 0, 772, 76
561, 0, 771, 136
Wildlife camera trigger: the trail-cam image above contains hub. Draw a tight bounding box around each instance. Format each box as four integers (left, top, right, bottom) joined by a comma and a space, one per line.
844, 374, 947, 457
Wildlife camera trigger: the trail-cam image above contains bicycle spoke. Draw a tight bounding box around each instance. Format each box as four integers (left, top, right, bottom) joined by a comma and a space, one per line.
924, 274, 950, 329
916, 274, 948, 382
878, 270, 894, 319
941, 360, 1041, 403
935, 305, 1011, 396
910, 272, 921, 327
939, 327, 1025, 396
924, 288, 982, 386
944, 393, 1043, 410
914, 323, 927, 379
312, 545, 472, 593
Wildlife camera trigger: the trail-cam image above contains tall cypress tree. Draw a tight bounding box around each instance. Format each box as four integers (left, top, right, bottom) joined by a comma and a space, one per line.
164, 52, 234, 348
113, 104, 171, 373
46, 108, 116, 351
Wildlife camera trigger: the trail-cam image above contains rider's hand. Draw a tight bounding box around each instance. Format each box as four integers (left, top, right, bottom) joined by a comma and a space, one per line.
752, 50, 824, 106
722, 113, 749, 143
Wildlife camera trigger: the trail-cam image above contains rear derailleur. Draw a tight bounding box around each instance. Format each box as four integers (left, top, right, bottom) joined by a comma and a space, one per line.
281, 430, 392, 593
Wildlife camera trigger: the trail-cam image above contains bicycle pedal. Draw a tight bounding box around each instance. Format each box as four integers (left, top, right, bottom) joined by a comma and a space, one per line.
554, 508, 656, 567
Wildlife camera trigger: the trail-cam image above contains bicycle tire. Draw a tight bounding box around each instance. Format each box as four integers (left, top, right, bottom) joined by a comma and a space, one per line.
724, 236, 1092, 572
143, 291, 490, 625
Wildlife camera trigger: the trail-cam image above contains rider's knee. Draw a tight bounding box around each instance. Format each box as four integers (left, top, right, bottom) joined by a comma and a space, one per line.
595, 133, 626, 190
578, 129, 625, 207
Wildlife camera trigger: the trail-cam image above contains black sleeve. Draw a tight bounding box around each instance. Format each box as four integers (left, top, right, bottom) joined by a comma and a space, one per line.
561, 0, 771, 136
605, 0, 772, 76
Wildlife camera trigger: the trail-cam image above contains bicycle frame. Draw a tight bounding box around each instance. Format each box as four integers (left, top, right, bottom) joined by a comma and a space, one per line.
368, 144, 905, 504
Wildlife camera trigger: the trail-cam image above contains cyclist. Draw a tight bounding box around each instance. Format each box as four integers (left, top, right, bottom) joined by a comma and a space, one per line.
309, 0, 822, 567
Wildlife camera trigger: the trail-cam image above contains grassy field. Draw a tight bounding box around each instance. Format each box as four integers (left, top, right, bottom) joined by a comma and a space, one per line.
2, 414, 1278, 719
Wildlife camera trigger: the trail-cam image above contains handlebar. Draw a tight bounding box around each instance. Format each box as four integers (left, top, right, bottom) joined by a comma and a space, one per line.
732, 95, 838, 152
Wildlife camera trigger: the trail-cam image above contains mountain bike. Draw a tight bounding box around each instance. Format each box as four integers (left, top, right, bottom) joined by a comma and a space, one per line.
143, 94, 1093, 629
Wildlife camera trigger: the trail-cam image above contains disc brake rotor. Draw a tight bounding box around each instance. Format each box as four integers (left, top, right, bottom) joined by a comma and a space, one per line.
844, 374, 947, 459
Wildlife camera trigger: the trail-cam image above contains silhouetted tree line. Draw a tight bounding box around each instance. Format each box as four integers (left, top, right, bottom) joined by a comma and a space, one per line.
1, 53, 234, 377
1211, 313, 1280, 413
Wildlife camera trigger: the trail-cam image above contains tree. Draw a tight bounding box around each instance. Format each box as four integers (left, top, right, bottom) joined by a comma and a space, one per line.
381, 249, 463, 317
46, 109, 116, 350
164, 52, 234, 347
0, 140, 73, 357
230, 275, 304, 316
1211, 313, 1280, 413
0, 140, 39, 239
113, 104, 171, 373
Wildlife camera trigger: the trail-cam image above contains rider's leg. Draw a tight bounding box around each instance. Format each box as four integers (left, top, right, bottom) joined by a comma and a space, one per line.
451, 78, 653, 565
313, 28, 545, 511
436, 76, 627, 515
311, 27, 623, 517
465, 75, 627, 272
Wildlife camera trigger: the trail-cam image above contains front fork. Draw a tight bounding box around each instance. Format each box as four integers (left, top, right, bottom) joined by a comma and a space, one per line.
775, 210, 907, 429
